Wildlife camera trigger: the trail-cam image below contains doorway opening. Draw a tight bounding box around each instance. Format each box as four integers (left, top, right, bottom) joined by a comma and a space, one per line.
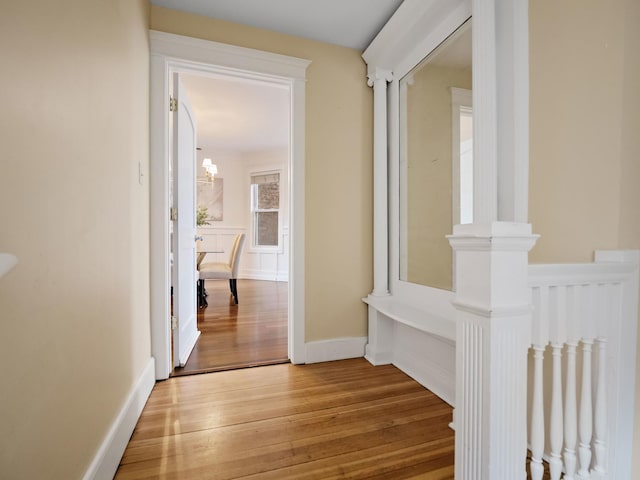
149, 31, 310, 380
172, 72, 291, 376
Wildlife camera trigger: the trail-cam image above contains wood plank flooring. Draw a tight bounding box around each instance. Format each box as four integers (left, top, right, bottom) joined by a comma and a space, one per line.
173, 279, 289, 376
116, 358, 455, 479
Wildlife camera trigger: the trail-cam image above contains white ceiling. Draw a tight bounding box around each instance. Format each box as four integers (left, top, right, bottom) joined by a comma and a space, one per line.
160, 0, 404, 155
151, 0, 404, 50
181, 74, 289, 154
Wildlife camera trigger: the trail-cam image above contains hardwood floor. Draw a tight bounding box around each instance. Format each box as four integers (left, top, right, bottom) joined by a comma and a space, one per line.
116, 358, 455, 479
173, 279, 289, 376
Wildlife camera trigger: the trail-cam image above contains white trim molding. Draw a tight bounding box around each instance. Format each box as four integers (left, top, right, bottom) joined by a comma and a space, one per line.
83, 358, 155, 480
528, 250, 640, 479
150, 31, 310, 378
305, 337, 368, 364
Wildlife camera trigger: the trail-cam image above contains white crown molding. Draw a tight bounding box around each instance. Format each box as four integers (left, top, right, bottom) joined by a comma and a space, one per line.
363, 0, 471, 79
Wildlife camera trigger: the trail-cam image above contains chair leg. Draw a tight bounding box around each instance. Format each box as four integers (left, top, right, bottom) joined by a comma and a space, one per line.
230, 278, 238, 305
197, 279, 208, 308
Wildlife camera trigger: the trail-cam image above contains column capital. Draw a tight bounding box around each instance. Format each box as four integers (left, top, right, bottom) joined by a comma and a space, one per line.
367, 67, 393, 87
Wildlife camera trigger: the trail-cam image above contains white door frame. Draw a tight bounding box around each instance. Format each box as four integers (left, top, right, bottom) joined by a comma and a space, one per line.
149, 31, 310, 379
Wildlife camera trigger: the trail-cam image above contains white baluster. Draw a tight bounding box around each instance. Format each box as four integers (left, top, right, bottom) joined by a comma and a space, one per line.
578, 339, 594, 478
593, 337, 607, 474
564, 341, 578, 480
549, 344, 564, 479
530, 345, 545, 480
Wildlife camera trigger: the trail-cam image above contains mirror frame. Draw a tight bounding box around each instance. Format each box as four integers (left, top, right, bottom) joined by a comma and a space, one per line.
363, 0, 472, 313
363, 0, 530, 313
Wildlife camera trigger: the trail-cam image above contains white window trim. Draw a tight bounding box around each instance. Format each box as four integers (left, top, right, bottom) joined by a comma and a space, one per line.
248, 169, 283, 254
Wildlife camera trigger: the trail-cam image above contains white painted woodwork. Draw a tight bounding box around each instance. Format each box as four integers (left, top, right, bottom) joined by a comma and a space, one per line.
450, 223, 537, 480
362, 0, 637, 478
530, 346, 545, 480
368, 67, 392, 297
362, 0, 470, 414
149, 32, 310, 378
495, 0, 530, 223
470, 0, 497, 224
528, 251, 640, 479
549, 344, 564, 480
172, 74, 200, 367
304, 337, 368, 364
363, 0, 537, 477
565, 341, 579, 480
578, 340, 593, 479
363, 295, 456, 405
593, 337, 607, 475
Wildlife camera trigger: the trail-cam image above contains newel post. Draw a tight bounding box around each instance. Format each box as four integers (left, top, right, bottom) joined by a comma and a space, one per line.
451, 0, 535, 477
449, 224, 537, 479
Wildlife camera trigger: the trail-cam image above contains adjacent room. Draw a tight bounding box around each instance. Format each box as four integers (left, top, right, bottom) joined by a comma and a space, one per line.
170, 72, 291, 376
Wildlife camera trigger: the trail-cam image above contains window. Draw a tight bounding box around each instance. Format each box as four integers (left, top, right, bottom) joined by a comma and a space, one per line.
250, 172, 280, 248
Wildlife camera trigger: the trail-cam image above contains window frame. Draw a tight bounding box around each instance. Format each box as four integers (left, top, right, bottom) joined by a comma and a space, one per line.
249, 169, 282, 253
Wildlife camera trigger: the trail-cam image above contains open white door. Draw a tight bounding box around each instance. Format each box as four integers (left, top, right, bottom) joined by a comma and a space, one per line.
172, 73, 200, 367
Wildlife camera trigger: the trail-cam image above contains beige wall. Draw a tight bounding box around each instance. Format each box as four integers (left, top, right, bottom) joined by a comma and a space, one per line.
0, 1, 150, 478
151, 6, 373, 341
530, 0, 640, 468
529, 0, 625, 264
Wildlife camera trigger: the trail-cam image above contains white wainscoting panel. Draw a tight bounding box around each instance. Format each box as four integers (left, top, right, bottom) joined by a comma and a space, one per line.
393, 323, 455, 406
363, 294, 457, 406
198, 227, 289, 281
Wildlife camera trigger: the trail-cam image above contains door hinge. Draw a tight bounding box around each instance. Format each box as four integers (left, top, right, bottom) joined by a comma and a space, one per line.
171, 316, 178, 330
170, 207, 177, 221
169, 96, 178, 112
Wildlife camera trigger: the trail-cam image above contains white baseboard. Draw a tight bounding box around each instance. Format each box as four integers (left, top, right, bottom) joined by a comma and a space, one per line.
364, 343, 393, 365
305, 337, 367, 364
83, 357, 156, 480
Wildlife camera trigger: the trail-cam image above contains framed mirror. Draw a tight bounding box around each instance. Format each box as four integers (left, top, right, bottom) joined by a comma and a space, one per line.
398, 19, 472, 291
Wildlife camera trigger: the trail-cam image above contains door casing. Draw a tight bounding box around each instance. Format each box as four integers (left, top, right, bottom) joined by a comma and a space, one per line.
149, 31, 310, 379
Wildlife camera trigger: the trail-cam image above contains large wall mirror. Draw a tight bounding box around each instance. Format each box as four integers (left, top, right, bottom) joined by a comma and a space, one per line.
399, 19, 472, 291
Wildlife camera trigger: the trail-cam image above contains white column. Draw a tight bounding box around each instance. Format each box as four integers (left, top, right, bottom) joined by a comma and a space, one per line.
450, 223, 538, 480
471, 0, 498, 224
495, 0, 530, 222
367, 67, 393, 296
